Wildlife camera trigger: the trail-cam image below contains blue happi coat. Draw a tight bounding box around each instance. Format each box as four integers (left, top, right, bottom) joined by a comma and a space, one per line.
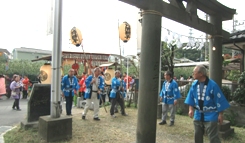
84, 75, 104, 99
184, 78, 230, 122
61, 75, 79, 97
160, 79, 181, 104
110, 77, 126, 98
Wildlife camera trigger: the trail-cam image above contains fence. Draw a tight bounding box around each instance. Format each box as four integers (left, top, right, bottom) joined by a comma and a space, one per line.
172, 80, 241, 101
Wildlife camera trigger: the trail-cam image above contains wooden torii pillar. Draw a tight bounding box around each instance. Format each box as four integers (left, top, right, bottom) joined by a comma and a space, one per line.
119, 0, 236, 142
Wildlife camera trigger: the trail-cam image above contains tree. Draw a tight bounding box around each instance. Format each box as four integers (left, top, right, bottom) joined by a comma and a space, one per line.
161, 41, 176, 76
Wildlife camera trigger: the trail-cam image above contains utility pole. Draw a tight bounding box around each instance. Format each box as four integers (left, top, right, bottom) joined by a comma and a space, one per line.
205, 14, 209, 61
233, 13, 244, 33
118, 19, 122, 71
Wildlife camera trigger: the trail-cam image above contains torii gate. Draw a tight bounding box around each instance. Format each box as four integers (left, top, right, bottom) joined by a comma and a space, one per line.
119, 0, 236, 142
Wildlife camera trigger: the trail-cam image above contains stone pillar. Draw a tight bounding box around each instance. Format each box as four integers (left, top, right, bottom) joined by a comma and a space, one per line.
136, 3, 162, 143
209, 15, 222, 87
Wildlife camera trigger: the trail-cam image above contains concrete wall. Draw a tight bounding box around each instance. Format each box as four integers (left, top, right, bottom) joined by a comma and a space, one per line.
177, 99, 245, 126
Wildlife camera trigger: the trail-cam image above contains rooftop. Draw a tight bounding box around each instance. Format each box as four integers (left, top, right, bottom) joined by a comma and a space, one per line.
223, 30, 245, 51
13, 47, 52, 54
0, 48, 10, 55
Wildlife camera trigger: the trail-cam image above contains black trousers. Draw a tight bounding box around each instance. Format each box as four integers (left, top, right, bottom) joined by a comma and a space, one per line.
12, 99, 20, 109
99, 94, 106, 105
65, 92, 73, 115
79, 91, 85, 100
110, 92, 125, 115
23, 90, 28, 99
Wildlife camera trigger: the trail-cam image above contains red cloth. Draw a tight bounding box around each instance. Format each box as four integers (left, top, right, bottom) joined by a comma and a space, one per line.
79, 75, 86, 92
22, 78, 29, 91
124, 75, 132, 89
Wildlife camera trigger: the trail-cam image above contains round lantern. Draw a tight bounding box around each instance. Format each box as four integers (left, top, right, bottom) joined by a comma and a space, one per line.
0, 52, 3, 56
104, 68, 115, 85
119, 22, 131, 43
39, 64, 52, 84
70, 27, 83, 47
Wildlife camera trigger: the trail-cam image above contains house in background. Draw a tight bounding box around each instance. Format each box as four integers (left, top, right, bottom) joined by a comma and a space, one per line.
0, 48, 11, 61
12, 47, 52, 60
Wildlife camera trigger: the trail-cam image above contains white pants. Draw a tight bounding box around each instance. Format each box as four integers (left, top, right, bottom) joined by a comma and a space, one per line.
82, 92, 100, 118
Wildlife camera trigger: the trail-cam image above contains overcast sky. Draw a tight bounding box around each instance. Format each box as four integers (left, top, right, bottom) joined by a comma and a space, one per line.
0, 0, 244, 56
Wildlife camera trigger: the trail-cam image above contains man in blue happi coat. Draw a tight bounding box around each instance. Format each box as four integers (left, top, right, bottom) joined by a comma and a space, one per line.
61, 69, 79, 116
159, 71, 181, 126
82, 67, 104, 121
110, 70, 127, 118
185, 65, 230, 143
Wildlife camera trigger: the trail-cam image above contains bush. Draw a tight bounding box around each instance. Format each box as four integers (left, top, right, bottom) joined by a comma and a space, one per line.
180, 83, 191, 98
221, 86, 231, 101
233, 88, 245, 105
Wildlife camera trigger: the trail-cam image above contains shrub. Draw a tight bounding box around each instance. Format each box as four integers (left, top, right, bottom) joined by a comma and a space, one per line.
221, 86, 231, 101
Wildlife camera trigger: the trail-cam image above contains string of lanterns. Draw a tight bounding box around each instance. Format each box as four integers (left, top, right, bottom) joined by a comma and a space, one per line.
162, 27, 206, 50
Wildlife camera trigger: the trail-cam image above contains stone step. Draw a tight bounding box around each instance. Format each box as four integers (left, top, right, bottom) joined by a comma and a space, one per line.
219, 128, 234, 139
219, 120, 231, 132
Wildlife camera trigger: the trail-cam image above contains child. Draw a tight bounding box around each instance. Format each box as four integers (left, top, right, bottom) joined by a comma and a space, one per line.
73, 90, 79, 107
27, 81, 33, 99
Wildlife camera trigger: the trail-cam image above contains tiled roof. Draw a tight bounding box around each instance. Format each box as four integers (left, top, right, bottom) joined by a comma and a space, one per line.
230, 30, 245, 39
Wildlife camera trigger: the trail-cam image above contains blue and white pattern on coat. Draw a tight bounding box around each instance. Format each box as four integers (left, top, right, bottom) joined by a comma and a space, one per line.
110, 77, 126, 98
159, 79, 181, 104
185, 79, 230, 122
84, 75, 104, 99
61, 75, 79, 97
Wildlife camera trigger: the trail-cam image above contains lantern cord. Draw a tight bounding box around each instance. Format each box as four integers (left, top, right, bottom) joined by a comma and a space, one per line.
142, 10, 163, 16
81, 44, 87, 62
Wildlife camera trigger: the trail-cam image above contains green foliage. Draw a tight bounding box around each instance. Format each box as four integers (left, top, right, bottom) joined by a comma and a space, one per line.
221, 86, 231, 101
121, 64, 138, 77
223, 60, 231, 67
224, 109, 238, 126
238, 71, 245, 84
174, 67, 193, 79
176, 107, 183, 115
233, 88, 245, 105
174, 46, 203, 61
180, 83, 192, 98
226, 70, 240, 81
0, 60, 44, 81
161, 41, 176, 75
232, 71, 245, 105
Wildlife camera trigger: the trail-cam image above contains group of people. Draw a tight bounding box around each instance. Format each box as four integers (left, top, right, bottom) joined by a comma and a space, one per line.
61, 68, 133, 120
0, 74, 33, 111
159, 65, 230, 143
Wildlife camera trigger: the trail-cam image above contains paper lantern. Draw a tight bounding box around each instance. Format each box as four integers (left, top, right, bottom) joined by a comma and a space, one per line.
104, 69, 115, 85
119, 22, 131, 43
40, 64, 52, 84
70, 27, 83, 47
0, 52, 2, 56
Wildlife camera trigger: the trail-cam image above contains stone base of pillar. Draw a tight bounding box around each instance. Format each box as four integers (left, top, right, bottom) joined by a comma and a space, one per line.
38, 115, 72, 142
20, 121, 38, 130
219, 120, 234, 139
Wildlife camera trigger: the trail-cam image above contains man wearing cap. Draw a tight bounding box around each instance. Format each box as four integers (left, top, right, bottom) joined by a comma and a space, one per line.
82, 67, 104, 121
110, 70, 127, 118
